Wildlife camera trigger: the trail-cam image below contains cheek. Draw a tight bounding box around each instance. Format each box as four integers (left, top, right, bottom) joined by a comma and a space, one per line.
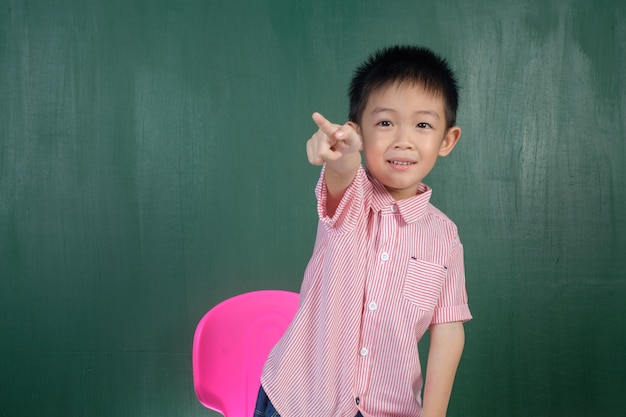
363, 150, 383, 172
362, 137, 384, 155
420, 141, 444, 156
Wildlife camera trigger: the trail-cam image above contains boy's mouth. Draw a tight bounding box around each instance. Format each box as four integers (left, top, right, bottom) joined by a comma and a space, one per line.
388, 160, 415, 166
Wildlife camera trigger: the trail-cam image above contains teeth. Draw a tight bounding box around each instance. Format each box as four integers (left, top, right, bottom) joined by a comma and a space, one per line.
390, 160, 412, 165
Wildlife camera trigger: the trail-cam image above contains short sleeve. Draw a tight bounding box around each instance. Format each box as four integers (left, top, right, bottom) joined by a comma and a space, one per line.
431, 240, 472, 324
315, 165, 368, 233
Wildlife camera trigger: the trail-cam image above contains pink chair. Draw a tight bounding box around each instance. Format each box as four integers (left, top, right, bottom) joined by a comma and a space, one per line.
192, 290, 299, 417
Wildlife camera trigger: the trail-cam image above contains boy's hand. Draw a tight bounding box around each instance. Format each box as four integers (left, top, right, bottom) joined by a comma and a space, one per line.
306, 112, 361, 166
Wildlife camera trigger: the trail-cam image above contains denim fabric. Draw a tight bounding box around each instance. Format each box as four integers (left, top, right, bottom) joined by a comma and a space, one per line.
253, 386, 364, 417
254, 386, 280, 417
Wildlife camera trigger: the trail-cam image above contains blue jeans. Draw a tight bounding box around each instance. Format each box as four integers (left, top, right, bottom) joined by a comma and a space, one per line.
254, 386, 364, 417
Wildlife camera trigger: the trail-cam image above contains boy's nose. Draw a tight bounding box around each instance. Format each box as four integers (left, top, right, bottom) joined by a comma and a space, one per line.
393, 129, 415, 149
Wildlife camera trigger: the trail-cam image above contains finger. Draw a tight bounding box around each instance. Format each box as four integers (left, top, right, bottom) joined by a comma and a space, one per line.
312, 112, 339, 136
306, 136, 341, 165
343, 123, 362, 147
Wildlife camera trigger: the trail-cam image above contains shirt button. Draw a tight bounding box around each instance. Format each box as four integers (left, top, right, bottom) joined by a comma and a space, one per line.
360, 347, 369, 356
368, 301, 378, 311
380, 252, 389, 261
356, 397, 360, 406
391, 204, 397, 212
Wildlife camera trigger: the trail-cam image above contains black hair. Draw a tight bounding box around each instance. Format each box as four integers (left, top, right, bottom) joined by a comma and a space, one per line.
348, 45, 459, 129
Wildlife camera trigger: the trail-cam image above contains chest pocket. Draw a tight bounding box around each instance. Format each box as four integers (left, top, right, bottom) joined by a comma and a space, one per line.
402, 258, 447, 312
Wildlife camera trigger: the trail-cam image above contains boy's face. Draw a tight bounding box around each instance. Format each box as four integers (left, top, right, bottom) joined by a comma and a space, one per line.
354, 82, 461, 200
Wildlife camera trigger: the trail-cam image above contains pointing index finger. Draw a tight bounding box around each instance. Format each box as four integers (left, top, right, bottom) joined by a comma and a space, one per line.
312, 112, 338, 136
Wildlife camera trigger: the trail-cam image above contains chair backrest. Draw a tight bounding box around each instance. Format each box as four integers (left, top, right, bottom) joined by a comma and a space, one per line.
192, 290, 299, 417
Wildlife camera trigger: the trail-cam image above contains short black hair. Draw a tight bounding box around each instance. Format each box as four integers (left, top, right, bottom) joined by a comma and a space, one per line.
348, 45, 459, 129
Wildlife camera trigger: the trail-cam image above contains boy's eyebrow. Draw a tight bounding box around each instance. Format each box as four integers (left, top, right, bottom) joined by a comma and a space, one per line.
370, 107, 441, 119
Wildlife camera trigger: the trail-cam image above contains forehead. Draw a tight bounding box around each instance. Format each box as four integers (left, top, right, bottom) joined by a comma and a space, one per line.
364, 81, 446, 114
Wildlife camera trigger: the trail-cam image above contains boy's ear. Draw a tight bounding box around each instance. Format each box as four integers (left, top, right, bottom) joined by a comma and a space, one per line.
438, 126, 461, 157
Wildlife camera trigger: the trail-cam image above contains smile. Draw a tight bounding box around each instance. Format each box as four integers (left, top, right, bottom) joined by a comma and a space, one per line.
388, 160, 415, 166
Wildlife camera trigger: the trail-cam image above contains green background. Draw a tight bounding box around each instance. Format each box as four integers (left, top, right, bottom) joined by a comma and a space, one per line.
1, 0, 625, 416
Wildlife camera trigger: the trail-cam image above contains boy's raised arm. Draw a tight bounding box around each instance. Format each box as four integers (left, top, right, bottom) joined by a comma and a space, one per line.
306, 112, 362, 217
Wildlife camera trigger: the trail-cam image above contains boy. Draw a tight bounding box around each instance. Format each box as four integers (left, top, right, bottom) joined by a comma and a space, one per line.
256, 45, 472, 417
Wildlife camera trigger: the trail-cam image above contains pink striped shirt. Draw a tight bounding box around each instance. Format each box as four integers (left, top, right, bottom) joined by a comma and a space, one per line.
261, 166, 472, 417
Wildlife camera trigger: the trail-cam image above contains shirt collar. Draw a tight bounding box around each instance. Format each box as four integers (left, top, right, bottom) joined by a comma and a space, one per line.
367, 170, 432, 224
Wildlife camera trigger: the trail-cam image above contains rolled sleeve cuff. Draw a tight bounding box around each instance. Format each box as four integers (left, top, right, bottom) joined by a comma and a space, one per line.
431, 304, 472, 325
316, 165, 364, 231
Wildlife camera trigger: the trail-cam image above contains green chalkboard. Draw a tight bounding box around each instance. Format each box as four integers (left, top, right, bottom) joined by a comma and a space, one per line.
1, 0, 625, 416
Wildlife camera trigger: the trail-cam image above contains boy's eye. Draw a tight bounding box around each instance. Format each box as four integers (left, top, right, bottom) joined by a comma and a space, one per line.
377, 120, 393, 127
417, 122, 432, 129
